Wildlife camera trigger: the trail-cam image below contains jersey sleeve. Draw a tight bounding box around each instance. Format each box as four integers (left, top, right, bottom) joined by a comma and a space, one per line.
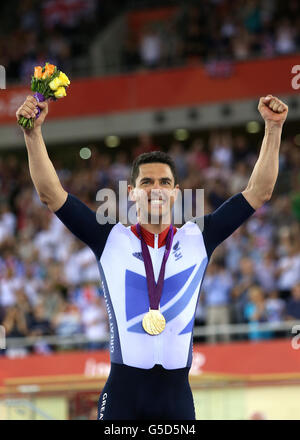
54, 193, 114, 260
193, 192, 255, 259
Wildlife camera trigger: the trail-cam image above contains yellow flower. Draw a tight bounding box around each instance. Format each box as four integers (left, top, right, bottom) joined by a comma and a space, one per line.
49, 77, 62, 91
59, 72, 70, 86
54, 86, 67, 99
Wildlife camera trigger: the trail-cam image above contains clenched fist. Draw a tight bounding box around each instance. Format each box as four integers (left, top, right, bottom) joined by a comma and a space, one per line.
258, 95, 288, 127
16, 95, 49, 133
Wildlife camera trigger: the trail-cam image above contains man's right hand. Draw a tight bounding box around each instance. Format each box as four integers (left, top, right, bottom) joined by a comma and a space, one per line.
16, 96, 49, 134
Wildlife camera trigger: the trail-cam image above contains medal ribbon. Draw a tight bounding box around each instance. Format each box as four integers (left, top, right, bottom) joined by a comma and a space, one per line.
136, 223, 174, 310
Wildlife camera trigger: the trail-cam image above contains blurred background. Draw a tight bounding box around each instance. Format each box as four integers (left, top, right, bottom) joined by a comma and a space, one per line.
0, 0, 300, 420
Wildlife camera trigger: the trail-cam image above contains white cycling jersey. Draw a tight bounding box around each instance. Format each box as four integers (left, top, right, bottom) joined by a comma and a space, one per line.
55, 192, 255, 370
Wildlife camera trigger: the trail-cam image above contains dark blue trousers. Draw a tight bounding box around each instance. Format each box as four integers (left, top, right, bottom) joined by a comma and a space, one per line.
97, 362, 196, 420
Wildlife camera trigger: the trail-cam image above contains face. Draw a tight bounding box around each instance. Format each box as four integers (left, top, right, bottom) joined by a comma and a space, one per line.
128, 163, 179, 225
249, 287, 263, 303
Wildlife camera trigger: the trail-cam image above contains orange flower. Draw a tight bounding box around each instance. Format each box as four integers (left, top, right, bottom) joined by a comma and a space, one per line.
41, 63, 56, 79
45, 63, 56, 76
34, 66, 43, 79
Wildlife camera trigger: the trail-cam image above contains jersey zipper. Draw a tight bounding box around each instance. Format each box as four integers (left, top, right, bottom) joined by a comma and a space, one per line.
154, 233, 161, 364
154, 233, 158, 249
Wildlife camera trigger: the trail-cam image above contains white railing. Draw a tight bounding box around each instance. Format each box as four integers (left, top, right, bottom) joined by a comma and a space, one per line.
193, 320, 300, 338
2, 320, 300, 350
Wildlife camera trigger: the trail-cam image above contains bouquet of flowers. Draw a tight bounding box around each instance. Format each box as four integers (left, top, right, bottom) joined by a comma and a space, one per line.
18, 62, 70, 129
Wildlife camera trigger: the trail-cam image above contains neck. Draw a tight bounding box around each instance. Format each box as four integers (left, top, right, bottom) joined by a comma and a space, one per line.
139, 222, 171, 235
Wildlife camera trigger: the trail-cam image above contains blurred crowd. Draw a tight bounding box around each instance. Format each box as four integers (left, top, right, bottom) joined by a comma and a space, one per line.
122, 0, 300, 72
0, 0, 124, 83
0, 129, 299, 356
2, 0, 300, 83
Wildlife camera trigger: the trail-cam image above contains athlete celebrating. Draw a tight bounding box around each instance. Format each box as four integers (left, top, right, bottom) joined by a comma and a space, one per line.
16, 94, 288, 420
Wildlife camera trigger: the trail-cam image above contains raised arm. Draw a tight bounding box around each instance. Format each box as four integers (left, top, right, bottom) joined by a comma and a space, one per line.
16, 95, 67, 212
242, 95, 288, 210
16, 96, 113, 259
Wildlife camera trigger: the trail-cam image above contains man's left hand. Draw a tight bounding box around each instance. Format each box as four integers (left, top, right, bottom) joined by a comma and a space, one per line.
258, 95, 288, 127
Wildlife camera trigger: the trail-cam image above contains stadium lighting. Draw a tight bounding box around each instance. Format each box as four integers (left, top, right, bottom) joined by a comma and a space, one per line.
174, 128, 189, 141
246, 121, 261, 134
105, 136, 120, 148
79, 147, 92, 159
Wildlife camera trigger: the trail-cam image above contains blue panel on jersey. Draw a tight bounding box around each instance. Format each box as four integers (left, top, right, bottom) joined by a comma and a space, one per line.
179, 315, 194, 335
126, 321, 145, 333
163, 258, 207, 323
160, 265, 195, 307
127, 259, 207, 334
125, 265, 196, 322
125, 270, 149, 321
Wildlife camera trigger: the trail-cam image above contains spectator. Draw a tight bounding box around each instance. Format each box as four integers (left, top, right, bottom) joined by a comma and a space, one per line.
2, 306, 28, 338
186, 138, 209, 172
139, 25, 162, 69
244, 285, 271, 341
202, 260, 233, 343
41, 279, 64, 322
0, 267, 22, 308
275, 18, 296, 54
255, 250, 277, 293
265, 290, 286, 338
286, 282, 300, 321
224, 227, 249, 275
52, 300, 82, 350
132, 133, 159, 159
64, 242, 99, 286
81, 295, 109, 350
210, 131, 233, 169
70, 282, 99, 312
29, 302, 52, 332
229, 162, 249, 194
276, 240, 300, 299
2, 306, 29, 357
28, 303, 53, 354
231, 257, 259, 326
0, 202, 16, 244
168, 142, 188, 181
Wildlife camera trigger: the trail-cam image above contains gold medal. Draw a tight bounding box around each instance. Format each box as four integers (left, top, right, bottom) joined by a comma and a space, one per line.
142, 309, 166, 335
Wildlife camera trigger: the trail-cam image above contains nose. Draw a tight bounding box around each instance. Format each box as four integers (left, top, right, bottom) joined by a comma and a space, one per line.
151, 186, 163, 198
151, 180, 161, 190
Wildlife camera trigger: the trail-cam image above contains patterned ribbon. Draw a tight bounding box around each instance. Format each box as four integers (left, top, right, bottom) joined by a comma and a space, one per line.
136, 223, 174, 310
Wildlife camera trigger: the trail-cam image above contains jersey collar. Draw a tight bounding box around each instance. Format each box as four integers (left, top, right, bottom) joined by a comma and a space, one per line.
131, 223, 177, 248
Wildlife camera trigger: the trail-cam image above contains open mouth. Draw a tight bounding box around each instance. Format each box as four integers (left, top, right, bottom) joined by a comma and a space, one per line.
148, 198, 166, 206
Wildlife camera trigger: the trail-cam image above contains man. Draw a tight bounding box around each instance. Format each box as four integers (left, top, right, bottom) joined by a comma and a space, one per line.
16, 94, 288, 420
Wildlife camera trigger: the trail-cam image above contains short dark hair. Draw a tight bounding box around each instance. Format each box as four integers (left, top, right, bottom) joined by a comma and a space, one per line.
130, 151, 178, 187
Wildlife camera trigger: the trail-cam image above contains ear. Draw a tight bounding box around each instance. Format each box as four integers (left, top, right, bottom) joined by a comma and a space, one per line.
128, 184, 136, 202
171, 184, 180, 201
